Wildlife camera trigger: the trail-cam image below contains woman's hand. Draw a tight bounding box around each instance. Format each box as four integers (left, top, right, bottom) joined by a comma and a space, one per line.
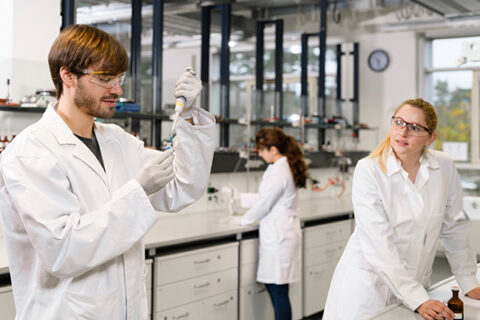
416, 299, 455, 320
466, 286, 480, 299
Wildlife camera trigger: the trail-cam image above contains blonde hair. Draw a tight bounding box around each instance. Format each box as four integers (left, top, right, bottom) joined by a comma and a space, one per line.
370, 98, 437, 172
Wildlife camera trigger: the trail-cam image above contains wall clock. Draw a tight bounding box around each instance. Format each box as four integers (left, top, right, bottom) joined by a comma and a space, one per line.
368, 49, 389, 72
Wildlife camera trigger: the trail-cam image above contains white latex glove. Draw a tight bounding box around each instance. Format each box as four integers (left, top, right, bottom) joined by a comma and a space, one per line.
135, 149, 174, 195
174, 70, 202, 119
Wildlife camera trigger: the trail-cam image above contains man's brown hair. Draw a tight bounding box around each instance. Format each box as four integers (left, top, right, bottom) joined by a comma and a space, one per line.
48, 24, 129, 99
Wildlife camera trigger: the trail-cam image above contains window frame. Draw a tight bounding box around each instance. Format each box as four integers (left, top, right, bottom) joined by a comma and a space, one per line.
422, 35, 480, 164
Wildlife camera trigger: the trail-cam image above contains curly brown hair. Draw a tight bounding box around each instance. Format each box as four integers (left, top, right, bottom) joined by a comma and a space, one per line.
256, 128, 308, 188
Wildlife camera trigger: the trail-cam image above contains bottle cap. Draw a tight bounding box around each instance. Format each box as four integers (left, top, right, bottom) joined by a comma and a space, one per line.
451, 286, 459, 291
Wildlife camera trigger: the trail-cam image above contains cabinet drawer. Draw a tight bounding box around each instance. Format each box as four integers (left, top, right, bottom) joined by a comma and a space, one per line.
303, 261, 336, 317
201, 290, 237, 320
304, 220, 352, 248
304, 239, 347, 268
155, 243, 238, 286
156, 301, 201, 320
156, 268, 238, 311
240, 238, 259, 265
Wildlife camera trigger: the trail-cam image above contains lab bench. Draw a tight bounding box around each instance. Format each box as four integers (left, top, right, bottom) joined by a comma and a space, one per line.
365, 264, 480, 320
0, 197, 354, 319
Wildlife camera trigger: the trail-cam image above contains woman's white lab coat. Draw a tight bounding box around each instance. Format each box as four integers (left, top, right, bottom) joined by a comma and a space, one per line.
323, 149, 479, 320
0, 104, 215, 320
240, 156, 301, 284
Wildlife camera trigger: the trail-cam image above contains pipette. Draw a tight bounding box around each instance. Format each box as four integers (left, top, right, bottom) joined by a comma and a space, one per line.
167, 67, 196, 149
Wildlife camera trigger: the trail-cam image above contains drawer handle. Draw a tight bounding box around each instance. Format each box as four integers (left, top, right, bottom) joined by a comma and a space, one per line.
309, 270, 325, 276
194, 282, 211, 289
172, 312, 190, 319
213, 299, 230, 307
255, 288, 266, 294
194, 258, 211, 265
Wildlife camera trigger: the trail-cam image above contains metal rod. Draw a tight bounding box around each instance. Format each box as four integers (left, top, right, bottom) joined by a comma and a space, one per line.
275, 19, 283, 120
201, 6, 211, 111
220, 3, 231, 147
152, 0, 164, 148
61, 0, 75, 30
131, 0, 142, 104
256, 21, 264, 121
318, 0, 327, 147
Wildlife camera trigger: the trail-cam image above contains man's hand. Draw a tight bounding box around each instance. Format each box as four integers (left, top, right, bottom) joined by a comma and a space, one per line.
174, 70, 202, 119
135, 149, 174, 195
466, 286, 480, 299
416, 299, 455, 320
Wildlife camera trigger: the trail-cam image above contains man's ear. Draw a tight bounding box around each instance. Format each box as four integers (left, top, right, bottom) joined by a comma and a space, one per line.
60, 66, 75, 89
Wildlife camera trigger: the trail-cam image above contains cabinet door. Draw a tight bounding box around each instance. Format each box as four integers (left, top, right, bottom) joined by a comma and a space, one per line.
155, 301, 201, 320
240, 283, 274, 320
303, 261, 336, 317
146, 259, 153, 317
0, 286, 16, 320
201, 290, 237, 320
290, 279, 302, 320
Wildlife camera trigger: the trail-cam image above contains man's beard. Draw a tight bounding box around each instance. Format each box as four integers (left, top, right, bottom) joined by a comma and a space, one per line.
74, 81, 117, 119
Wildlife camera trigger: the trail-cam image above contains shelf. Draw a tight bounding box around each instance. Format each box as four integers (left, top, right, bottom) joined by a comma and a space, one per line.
0, 106, 45, 113
0, 107, 376, 131
217, 117, 375, 130
0, 106, 171, 121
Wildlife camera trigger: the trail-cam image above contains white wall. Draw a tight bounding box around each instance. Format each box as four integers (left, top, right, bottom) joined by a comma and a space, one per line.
356, 31, 419, 152
0, 0, 60, 102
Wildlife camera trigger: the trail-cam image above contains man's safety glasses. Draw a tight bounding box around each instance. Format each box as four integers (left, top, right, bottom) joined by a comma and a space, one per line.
391, 116, 431, 136
82, 70, 126, 89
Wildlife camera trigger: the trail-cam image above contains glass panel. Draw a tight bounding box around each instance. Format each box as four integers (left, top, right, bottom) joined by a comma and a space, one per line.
431, 71, 472, 161
76, 1, 132, 96
432, 36, 480, 68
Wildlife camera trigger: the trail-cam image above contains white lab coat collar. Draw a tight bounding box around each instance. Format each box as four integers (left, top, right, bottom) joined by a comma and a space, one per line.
273, 156, 288, 167
43, 103, 110, 187
385, 148, 440, 177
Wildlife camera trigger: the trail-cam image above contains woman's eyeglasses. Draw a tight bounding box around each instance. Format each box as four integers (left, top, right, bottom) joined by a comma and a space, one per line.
391, 116, 431, 136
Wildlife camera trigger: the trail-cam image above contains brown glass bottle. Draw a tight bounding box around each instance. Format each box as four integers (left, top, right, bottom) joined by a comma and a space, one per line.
448, 286, 464, 320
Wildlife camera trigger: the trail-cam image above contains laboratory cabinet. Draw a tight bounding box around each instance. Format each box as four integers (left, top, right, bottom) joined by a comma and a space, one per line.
146, 259, 152, 318
239, 238, 302, 320
303, 219, 353, 317
0, 286, 15, 320
154, 242, 238, 320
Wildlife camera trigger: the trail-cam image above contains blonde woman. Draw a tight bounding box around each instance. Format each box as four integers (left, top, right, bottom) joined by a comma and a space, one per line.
323, 99, 480, 320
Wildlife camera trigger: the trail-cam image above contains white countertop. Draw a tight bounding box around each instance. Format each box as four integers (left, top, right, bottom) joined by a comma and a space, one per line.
0, 197, 353, 275
366, 266, 480, 320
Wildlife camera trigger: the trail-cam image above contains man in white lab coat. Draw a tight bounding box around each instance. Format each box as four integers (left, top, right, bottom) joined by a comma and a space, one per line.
0, 24, 215, 319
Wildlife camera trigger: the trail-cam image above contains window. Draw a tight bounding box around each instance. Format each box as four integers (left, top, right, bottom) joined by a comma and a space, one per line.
425, 36, 480, 163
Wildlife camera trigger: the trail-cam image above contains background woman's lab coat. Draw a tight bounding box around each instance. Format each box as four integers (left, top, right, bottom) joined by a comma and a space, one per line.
0, 105, 215, 320
323, 149, 479, 320
240, 157, 301, 284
